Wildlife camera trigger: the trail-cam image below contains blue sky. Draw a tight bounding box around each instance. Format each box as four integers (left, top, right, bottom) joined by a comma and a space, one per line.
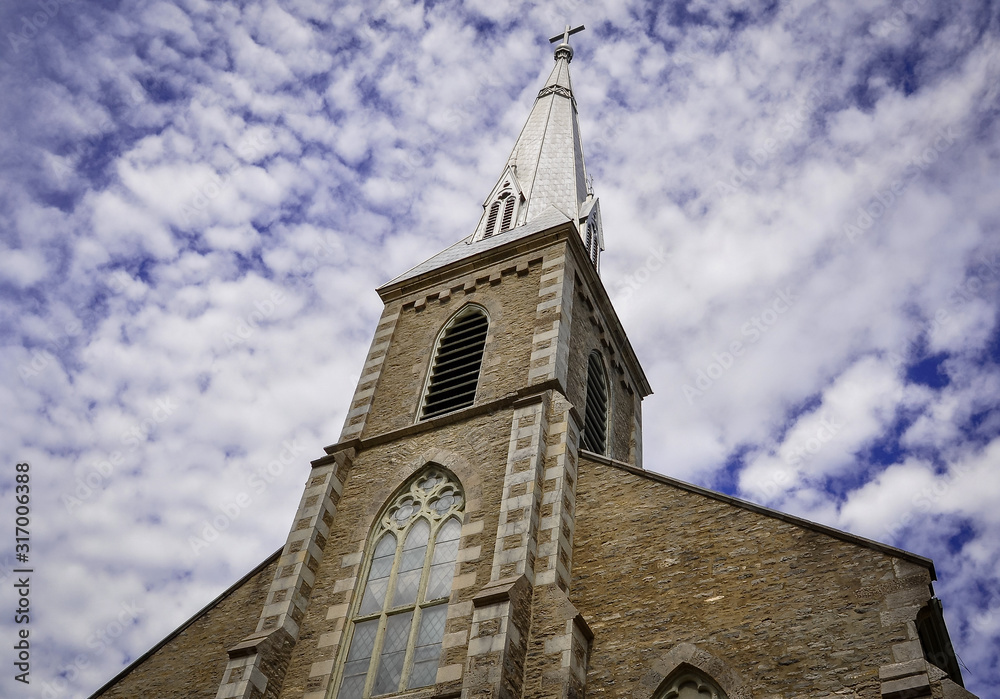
1, 0, 999, 696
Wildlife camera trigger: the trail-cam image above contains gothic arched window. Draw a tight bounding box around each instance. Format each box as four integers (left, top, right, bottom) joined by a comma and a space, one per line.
580, 351, 609, 455
420, 306, 489, 419
483, 190, 516, 238
654, 669, 729, 699
335, 468, 464, 699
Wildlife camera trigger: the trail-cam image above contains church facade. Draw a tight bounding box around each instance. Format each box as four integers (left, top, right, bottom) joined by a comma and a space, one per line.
93, 30, 975, 699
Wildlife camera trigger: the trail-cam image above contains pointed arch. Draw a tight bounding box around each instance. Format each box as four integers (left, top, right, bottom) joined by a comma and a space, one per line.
653, 667, 729, 699
580, 351, 609, 455
420, 304, 489, 420
475, 167, 525, 241
333, 466, 465, 699
645, 643, 751, 699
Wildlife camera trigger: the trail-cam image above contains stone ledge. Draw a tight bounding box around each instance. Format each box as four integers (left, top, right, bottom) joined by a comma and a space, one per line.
881, 672, 932, 699
472, 574, 531, 609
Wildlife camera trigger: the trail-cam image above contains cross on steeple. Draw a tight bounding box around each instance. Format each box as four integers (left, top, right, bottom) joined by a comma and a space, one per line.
549, 23, 585, 46
549, 23, 584, 62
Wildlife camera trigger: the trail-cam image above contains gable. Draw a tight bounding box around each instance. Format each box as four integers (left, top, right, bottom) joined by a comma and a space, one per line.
92, 551, 281, 698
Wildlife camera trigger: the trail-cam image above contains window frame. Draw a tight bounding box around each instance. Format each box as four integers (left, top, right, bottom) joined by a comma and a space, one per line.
417, 304, 490, 422
332, 469, 465, 699
580, 350, 610, 456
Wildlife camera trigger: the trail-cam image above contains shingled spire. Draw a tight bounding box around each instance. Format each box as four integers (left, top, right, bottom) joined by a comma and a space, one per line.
472, 25, 604, 269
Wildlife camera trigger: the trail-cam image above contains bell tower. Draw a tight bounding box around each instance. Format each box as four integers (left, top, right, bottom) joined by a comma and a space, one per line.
93, 24, 977, 699
209, 26, 651, 699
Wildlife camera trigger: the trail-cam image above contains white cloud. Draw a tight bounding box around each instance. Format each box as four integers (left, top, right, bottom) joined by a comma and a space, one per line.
1, 1, 999, 697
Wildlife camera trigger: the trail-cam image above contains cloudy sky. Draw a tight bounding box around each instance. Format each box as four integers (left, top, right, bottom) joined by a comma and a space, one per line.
1, 0, 998, 696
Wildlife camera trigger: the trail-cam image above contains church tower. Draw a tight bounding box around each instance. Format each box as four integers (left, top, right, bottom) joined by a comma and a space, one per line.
94, 27, 976, 699
204, 25, 651, 699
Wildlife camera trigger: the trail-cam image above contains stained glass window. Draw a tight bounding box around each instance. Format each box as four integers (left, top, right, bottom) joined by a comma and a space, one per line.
335, 468, 464, 698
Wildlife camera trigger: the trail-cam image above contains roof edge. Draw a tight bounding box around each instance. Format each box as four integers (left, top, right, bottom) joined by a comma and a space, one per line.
579, 450, 937, 579
89, 547, 283, 698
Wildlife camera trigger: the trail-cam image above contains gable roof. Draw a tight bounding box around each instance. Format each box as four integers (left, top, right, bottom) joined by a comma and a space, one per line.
580, 450, 937, 578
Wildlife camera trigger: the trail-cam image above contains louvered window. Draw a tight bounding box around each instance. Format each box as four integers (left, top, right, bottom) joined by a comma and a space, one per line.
335, 469, 464, 699
421, 307, 488, 419
500, 194, 515, 232
483, 189, 517, 239
484, 201, 500, 238
580, 352, 608, 454
585, 217, 599, 266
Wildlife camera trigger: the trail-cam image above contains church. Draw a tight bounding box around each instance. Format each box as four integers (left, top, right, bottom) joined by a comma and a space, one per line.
92, 28, 975, 699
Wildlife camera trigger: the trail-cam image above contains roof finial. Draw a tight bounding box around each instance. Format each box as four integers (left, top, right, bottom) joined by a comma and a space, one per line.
549, 23, 585, 62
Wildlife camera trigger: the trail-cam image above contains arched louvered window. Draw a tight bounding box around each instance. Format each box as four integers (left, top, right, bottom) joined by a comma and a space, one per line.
580, 351, 608, 455
483, 189, 517, 239
421, 307, 488, 419
500, 194, 515, 232
584, 216, 599, 267
484, 201, 501, 238
335, 468, 464, 699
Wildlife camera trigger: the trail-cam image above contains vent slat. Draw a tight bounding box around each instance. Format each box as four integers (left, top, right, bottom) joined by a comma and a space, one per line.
580, 353, 608, 454
422, 310, 489, 419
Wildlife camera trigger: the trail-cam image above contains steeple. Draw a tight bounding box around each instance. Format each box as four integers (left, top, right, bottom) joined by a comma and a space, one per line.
473, 26, 604, 270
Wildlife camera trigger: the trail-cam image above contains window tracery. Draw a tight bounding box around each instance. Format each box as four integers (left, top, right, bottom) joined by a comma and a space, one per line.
335, 469, 464, 699
654, 670, 729, 699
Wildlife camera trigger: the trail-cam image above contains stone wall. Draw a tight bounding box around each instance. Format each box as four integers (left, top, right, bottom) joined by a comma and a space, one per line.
362, 254, 546, 437
566, 262, 641, 465
277, 412, 514, 699
572, 456, 937, 699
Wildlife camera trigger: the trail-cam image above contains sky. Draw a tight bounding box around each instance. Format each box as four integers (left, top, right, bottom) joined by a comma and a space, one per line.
0, 0, 998, 696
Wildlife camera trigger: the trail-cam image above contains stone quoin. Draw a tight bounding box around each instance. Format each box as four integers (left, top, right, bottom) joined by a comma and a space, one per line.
92, 26, 975, 699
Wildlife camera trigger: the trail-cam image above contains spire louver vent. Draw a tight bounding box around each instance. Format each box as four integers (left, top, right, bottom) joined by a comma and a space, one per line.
421, 309, 489, 419
580, 352, 608, 454
484, 202, 500, 239
500, 195, 515, 232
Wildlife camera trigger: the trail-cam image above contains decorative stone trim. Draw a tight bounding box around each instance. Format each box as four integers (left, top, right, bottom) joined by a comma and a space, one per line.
339, 304, 403, 442
490, 395, 548, 583
398, 257, 544, 314
529, 253, 574, 387
879, 659, 933, 699
310, 449, 485, 698
463, 575, 533, 699
213, 448, 354, 699
872, 560, 939, 699
535, 392, 580, 591
641, 642, 752, 699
